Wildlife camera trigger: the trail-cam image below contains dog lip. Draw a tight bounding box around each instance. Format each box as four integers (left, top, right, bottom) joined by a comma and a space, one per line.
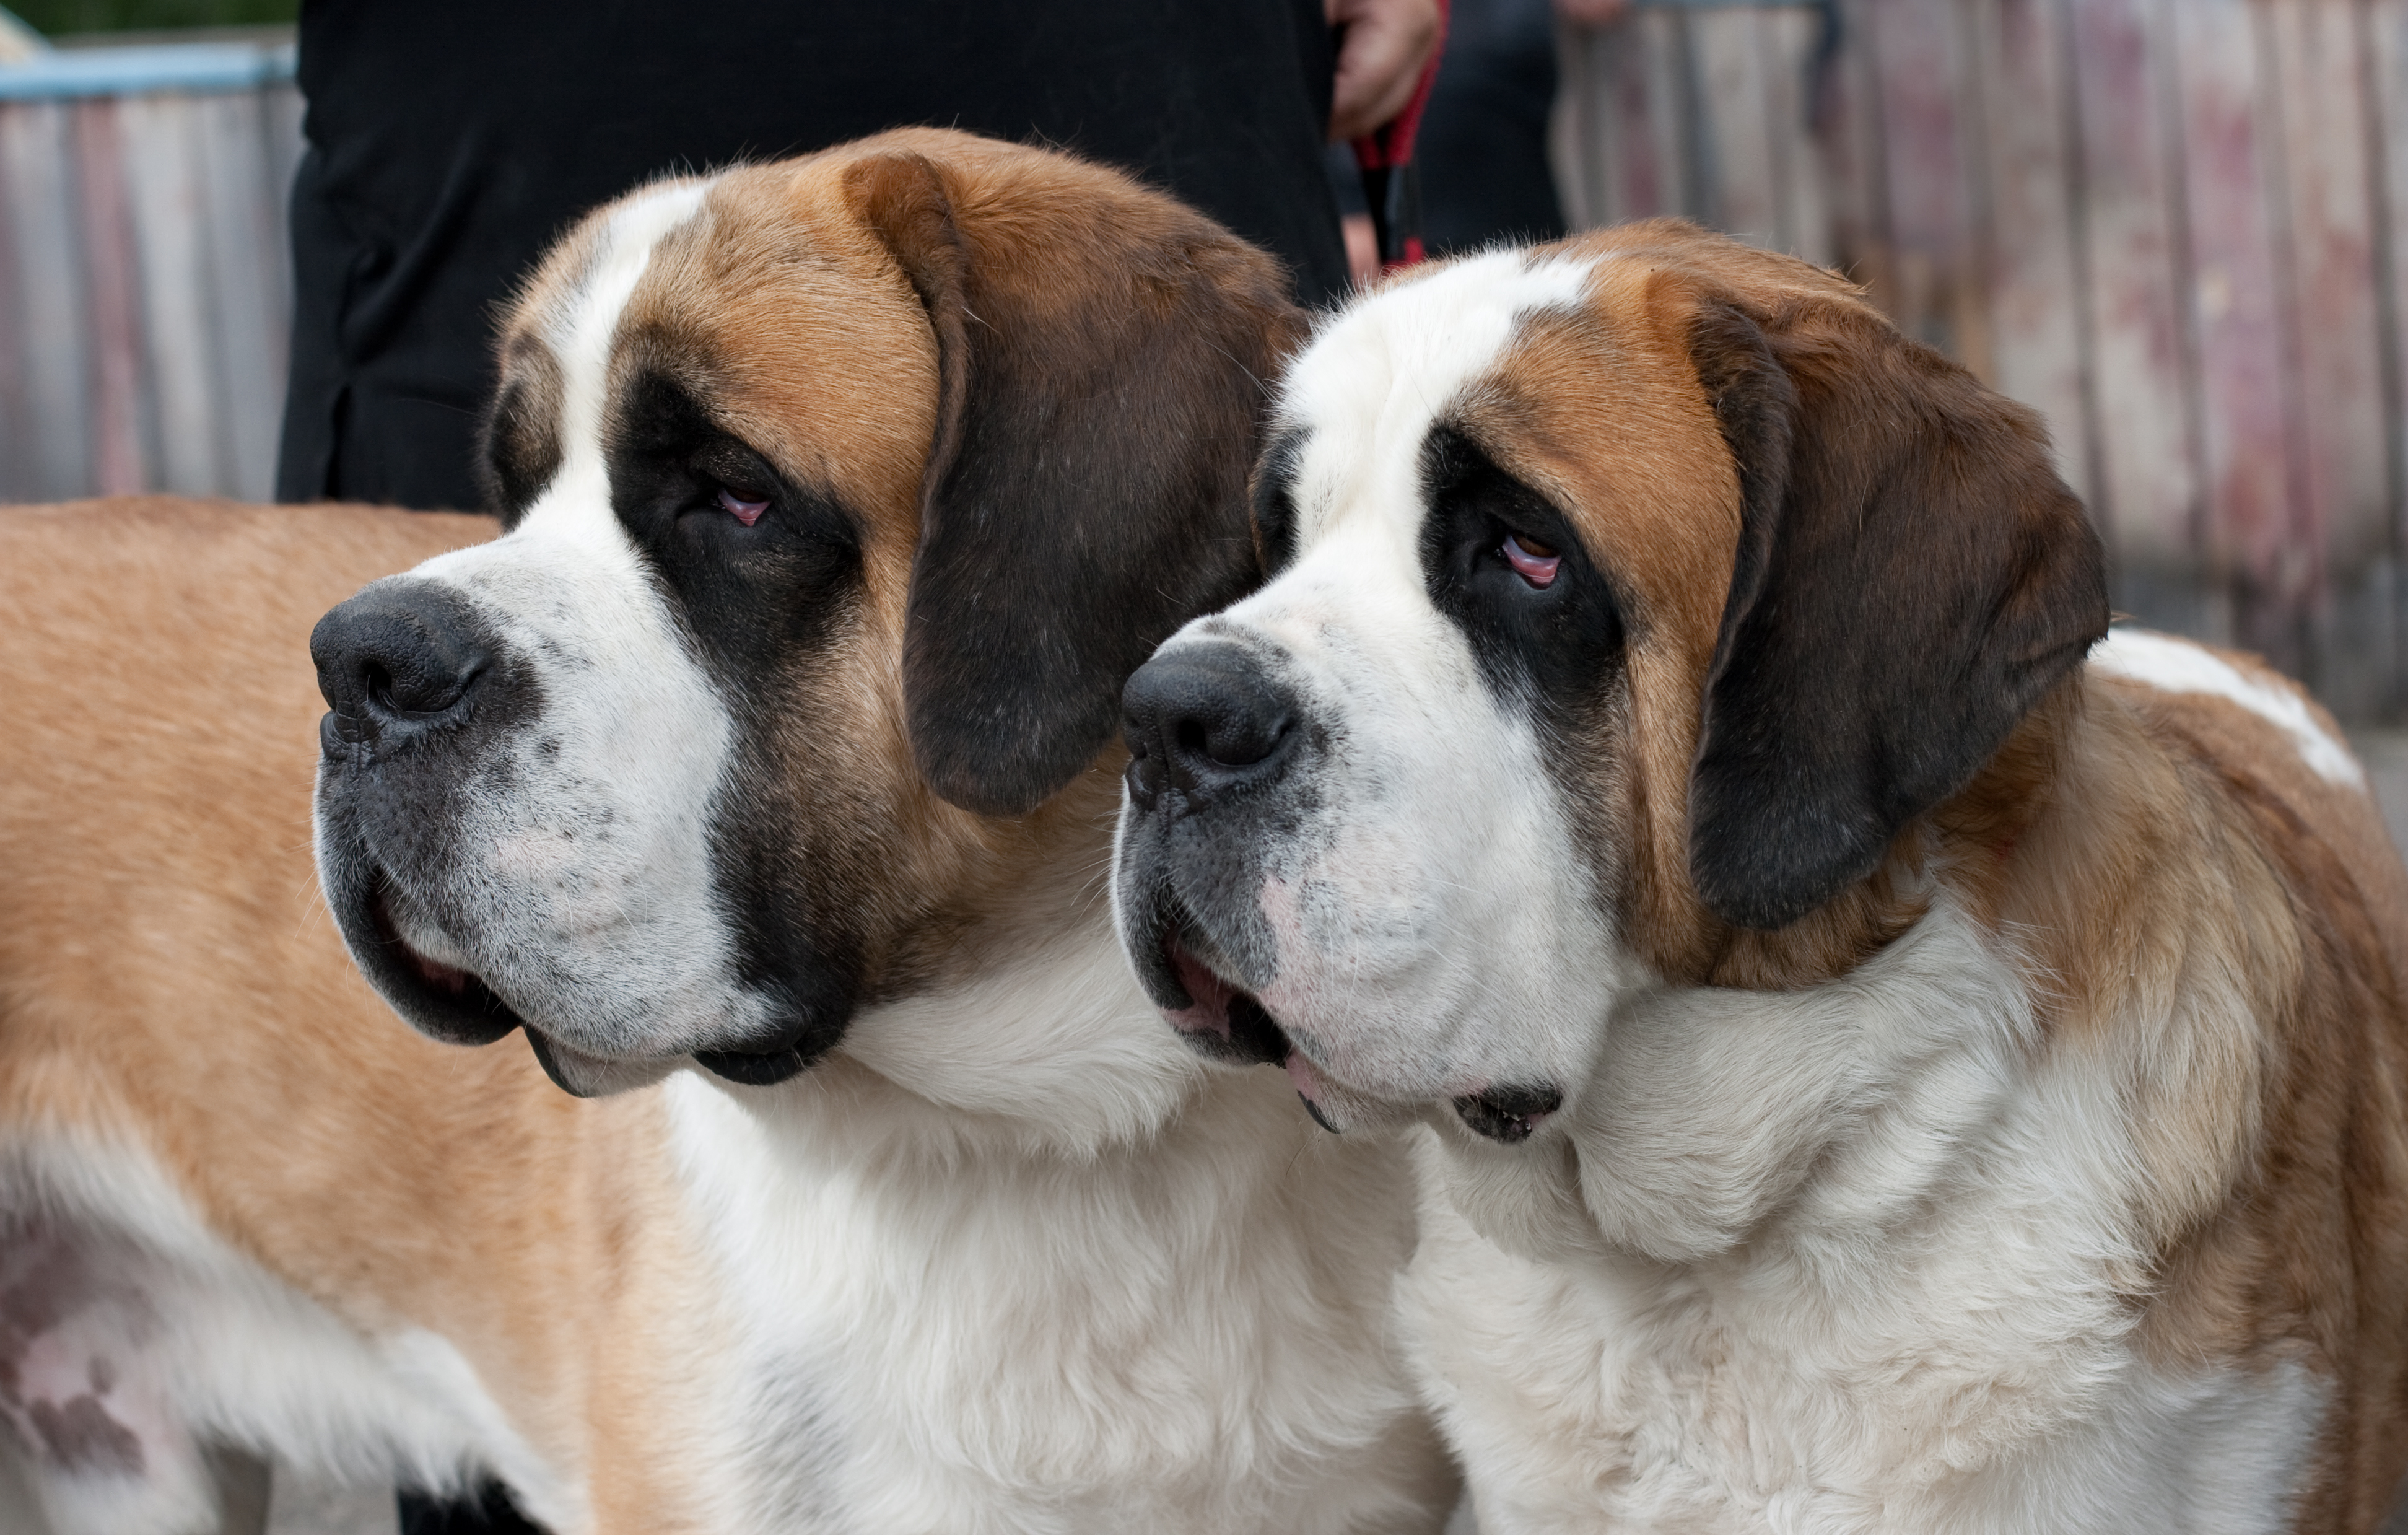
691, 1040, 813, 1087
362, 881, 523, 1046
1154, 923, 1292, 1068
1452, 1083, 1566, 1144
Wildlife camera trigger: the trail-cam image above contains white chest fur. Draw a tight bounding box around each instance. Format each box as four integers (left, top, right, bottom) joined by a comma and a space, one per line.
663, 923, 1450, 1535
1398, 906, 2326, 1535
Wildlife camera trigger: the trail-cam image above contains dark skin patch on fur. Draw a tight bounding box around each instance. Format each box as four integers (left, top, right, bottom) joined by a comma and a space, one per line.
0, 1218, 146, 1476
1418, 422, 1628, 735
29, 1393, 143, 1474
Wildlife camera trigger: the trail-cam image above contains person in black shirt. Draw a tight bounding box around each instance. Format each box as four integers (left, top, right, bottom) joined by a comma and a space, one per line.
277, 0, 1439, 514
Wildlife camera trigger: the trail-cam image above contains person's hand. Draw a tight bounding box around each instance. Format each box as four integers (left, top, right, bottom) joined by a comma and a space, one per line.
1326, 0, 1443, 142
1555, 0, 1633, 26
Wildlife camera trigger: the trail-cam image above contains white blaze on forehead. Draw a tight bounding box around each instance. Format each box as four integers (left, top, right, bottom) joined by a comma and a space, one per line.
1277, 249, 1599, 544
2090, 628, 2364, 788
536, 175, 716, 528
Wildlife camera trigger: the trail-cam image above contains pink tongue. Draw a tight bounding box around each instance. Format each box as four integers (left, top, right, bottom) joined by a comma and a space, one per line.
1166, 934, 1237, 1036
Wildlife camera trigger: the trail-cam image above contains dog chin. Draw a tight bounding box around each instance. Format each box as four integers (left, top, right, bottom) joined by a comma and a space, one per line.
523, 1031, 683, 1098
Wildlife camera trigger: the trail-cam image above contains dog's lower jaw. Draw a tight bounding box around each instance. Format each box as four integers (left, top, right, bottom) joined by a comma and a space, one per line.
524, 1030, 680, 1098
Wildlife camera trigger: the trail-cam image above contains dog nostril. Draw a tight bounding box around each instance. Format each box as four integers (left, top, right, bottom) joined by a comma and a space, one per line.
1126, 743, 1167, 805
362, 661, 398, 715
1205, 711, 1288, 768
1121, 642, 1298, 804
313, 580, 492, 743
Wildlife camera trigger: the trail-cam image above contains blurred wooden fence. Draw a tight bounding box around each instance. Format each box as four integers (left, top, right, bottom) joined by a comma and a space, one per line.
4, 13, 2407, 714
1560, 0, 2408, 719
0, 40, 300, 506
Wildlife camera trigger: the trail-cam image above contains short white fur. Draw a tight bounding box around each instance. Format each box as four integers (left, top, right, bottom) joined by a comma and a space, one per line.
2090, 626, 2363, 788
372, 176, 761, 1085
1148, 250, 1631, 1115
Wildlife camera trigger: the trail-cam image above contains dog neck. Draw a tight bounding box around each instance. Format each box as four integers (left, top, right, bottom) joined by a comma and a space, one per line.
716, 759, 1211, 1159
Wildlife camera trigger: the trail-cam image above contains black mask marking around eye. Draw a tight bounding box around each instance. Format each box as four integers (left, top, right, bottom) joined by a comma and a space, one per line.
1418, 424, 1625, 722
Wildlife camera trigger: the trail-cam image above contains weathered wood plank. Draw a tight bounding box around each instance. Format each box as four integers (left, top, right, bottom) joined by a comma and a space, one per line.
2065, 0, 2201, 587
195, 89, 289, 501
1859, 0, 1983, 364
1757, 6, 1834, 265
263, 79, 304, 225
1820, 0, 1898, 305
2168, 0, 2301, 669
0, 74, 300, 507
1623, 9, 1688, 221
1693, 8, 1779, 245
0, 114, 27, 501
1553, 22, 1610, 232
2371, 0, 2408, 680
118, 91, 225, 496
2265, 0, 2391, 704
1966, 0, 2096, 505
2265, 0, 2388, 562
70, 97, 150, 498
0, 101, 94, 502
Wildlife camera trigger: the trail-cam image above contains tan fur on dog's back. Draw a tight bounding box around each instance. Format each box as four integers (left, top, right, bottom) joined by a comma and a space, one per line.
0, 498, 717, 1529
2080, 673, 2408, 1528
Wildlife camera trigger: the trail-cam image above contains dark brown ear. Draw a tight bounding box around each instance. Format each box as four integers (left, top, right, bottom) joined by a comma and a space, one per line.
1685, 294, 2108, 930
843, 148, 1303, 817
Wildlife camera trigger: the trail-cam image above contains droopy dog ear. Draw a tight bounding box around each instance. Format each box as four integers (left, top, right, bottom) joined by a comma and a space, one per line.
844, 149, 1304, 818
1685, 294, 2108, 930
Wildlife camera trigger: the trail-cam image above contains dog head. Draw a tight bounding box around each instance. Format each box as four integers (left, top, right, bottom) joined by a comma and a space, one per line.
1112, 221, 2106, 1137
311, 130, 1300, 1098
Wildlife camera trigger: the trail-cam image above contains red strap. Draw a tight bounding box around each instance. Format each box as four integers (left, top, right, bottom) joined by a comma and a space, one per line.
1350, 0, 1449, 175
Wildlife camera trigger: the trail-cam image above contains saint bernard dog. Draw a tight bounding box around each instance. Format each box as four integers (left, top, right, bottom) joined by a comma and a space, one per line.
0, 131, 1455, 1533
1112, 219, 2408, 1532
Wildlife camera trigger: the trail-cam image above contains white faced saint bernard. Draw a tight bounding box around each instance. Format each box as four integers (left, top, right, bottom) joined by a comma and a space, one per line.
1114, 221, 2408, 1533
0, 133, 1452, 1534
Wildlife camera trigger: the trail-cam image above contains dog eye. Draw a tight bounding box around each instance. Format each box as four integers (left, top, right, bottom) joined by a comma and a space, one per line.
1501, 531, 1560, 589
716, 486, 769, 527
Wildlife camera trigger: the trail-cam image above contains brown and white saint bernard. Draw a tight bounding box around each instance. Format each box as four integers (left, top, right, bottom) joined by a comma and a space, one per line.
1112, 219, 2408, 1532
1, 131, 1454, 1533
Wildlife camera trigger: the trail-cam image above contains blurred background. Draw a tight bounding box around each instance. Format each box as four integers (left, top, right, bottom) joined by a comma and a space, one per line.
4, 0, 2406, 726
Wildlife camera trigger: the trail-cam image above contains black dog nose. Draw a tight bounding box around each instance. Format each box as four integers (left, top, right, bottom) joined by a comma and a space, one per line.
312, 579, 492, 755
1122, 642, 1298, 812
